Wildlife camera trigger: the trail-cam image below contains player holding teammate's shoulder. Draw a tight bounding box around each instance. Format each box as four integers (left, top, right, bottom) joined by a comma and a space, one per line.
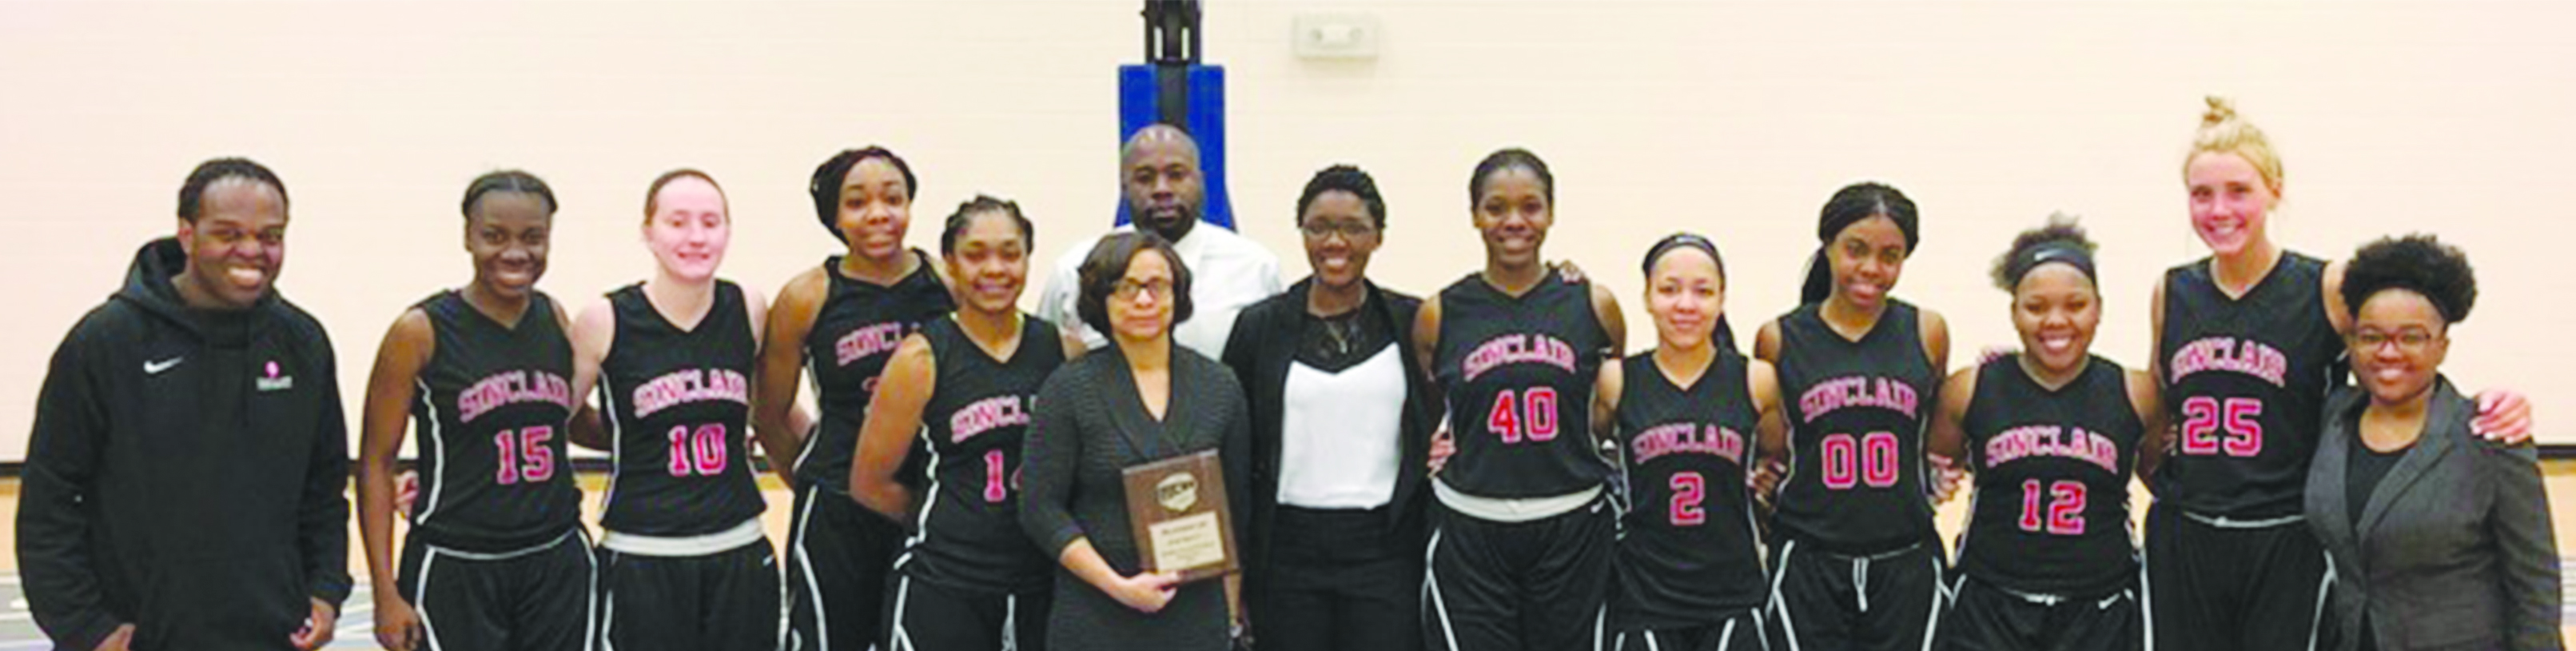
2144, 98, 2534, 651
1753, 181, 1950, 651
1598, 234, 1782, 651
357, 170, 590, 651
758, 147, 958, 651
1929, 216, 2160, 651
850, 196, 1069, 651
1414, 148, 1626, 651
572, 170, 786, 650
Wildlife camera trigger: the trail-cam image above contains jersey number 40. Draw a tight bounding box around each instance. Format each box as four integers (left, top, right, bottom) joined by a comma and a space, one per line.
1487, 387, 1561, 444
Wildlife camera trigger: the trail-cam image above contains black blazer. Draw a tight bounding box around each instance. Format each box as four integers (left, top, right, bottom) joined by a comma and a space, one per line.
1220, 279, 1438, 594
2306, 379, 2562, 651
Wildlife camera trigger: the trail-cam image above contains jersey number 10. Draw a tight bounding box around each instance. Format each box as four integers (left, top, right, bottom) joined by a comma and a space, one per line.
667, 424, 730, 477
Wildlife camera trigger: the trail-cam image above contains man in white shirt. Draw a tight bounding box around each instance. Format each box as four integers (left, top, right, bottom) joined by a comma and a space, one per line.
1039, 123, 1282, 356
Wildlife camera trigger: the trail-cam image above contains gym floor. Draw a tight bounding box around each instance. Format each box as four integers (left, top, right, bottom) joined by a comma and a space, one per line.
2, 465, 2573, 648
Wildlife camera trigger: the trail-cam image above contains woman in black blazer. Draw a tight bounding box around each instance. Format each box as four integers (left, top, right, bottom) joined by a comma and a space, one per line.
1220, 166, 1436, 651
2305, 235, 2559, 651
1021, 231, 1253, 651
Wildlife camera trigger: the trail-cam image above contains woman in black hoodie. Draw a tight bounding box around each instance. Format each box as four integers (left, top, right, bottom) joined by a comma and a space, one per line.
19, 158, 352, 651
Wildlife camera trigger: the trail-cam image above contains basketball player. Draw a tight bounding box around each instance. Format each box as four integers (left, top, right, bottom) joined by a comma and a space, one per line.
850, 197, 1073, 651
356, 171, 591, 651
1598, 234, 1781, 651
2143, 98, 2533, 651
1927, 218, 2159, 651
1413, 148, 1626, 651
758, 147, 958, 651
571, 170, 786, 650
1754, 182, 1949, 651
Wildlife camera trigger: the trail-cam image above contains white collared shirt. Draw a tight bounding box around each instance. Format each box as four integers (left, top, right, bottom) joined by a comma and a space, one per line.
1037, 222, 1284, 357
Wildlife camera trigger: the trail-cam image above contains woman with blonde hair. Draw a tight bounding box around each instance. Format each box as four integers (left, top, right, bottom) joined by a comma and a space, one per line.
2143, 97, 2534, 651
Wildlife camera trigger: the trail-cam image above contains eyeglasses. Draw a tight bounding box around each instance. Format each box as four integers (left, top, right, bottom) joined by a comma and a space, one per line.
1112, 278, 1175, 300
1299, 221, 1377, 240
2351, 328, 2440, 354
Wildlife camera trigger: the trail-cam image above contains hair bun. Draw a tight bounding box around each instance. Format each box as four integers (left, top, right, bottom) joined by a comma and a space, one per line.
2201, 96, 2238, 127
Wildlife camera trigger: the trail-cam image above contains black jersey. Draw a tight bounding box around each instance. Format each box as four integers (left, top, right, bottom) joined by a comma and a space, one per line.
408, 290, 583, 551
1771, 300, 1940, 553
900, 315, 1066, 593
1613, 350, 1766, 626
597, 281, 765, 537
798, 254, 956, 493
1957, 355, 2143, 595
2155, 253, 2344, 518
1432, 272, 1614, 499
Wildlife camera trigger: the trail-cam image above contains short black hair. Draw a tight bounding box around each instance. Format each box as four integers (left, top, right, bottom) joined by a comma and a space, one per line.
808, 146, 916, 242
1075, 231, 1194, 337
941, 194, 1034, 254
1470, 148, 1553, 206
1297, 164, 1386, 229
177, 158, 287, 222
643, 169, 725, 220
462, 170, 558, 218
1990, 214, 2096, 291
2342, 234, 2477, 324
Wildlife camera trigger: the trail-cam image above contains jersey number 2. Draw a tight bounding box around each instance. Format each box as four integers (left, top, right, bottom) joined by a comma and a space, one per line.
1669, 471, 1706, 526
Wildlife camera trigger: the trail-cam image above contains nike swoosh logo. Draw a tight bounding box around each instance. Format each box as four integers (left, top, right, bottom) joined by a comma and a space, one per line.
144, 357, 184, 374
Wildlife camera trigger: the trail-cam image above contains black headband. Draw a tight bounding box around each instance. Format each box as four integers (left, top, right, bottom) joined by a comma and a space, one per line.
2005, 242, 2096, 288
1641, 233, 1722, 278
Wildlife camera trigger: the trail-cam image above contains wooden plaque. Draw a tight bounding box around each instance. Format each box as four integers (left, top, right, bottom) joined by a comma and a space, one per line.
1121, 449, 1239, 584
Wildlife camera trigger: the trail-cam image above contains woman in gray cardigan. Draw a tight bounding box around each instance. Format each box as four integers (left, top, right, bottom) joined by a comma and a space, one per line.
2305, 235, 2559, 651
1021, 231, 1253, 651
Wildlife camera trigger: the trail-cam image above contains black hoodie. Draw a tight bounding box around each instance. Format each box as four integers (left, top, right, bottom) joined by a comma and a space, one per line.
18, 238, 352, 651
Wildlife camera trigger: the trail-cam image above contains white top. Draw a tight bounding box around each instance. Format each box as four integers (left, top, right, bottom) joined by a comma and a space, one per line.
1037, 222, 1284, 357
1277, 348, 1407, 509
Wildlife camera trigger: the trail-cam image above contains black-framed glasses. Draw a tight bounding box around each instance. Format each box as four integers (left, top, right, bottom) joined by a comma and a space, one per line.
1298, 221, 1376, 240
2351, 327, 2440, 354
1113, 278, 1176, 300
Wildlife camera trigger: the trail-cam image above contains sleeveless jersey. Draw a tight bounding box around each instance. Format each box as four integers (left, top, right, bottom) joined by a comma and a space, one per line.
597, 281, 764, 537
1957, 355, 2142, 595
1432, 272, 1614, 499
899, 315, 1065, 594
1612, 350, 1766, 625
2155, 253, 2344, 518
798, 254, 956, 493
1772, 300, 1940, 553
408, 290, 583, 551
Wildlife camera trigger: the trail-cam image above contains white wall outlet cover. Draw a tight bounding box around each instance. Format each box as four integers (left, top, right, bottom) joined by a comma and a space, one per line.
1293, 13, 1382, 59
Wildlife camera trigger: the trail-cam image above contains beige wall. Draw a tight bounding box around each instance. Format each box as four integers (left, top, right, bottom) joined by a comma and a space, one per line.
3, 0, 2570, 461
